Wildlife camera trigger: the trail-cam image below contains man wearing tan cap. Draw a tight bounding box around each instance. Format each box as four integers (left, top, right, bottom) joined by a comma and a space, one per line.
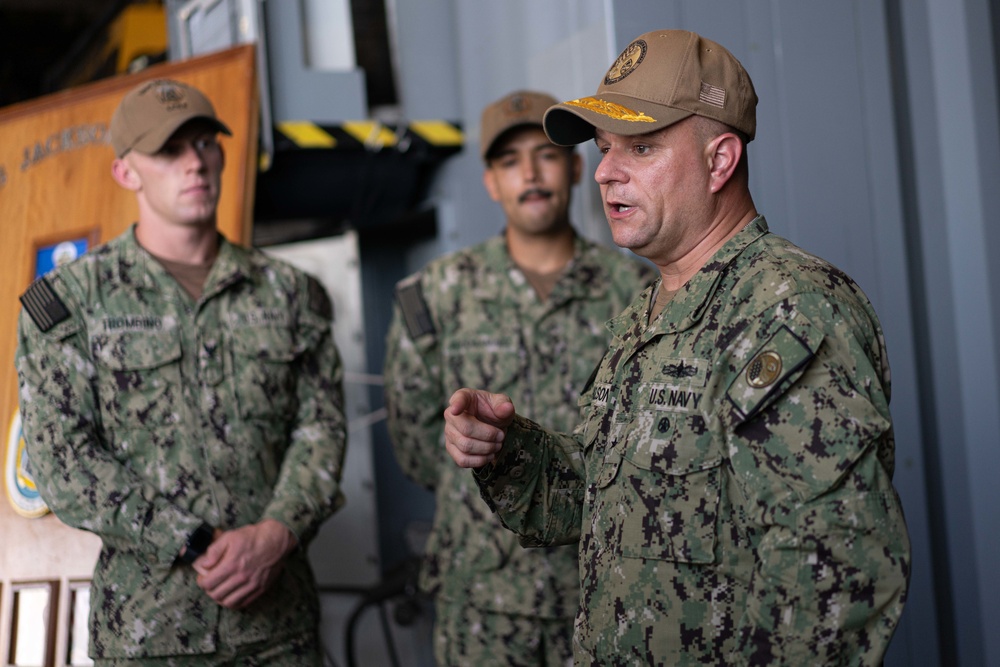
16, 78, 347, 664
443, 31, 911, 665
384, 90, 654, 665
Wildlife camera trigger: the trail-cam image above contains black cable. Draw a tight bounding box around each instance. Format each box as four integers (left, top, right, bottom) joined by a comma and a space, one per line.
378, 600, 402, 667
342, 557, 423, 667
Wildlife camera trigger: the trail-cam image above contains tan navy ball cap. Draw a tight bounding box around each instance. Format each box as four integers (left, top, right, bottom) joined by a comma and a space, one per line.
543, 30, 758, 146
480, 90, 560, 161
110, 78, 232, 158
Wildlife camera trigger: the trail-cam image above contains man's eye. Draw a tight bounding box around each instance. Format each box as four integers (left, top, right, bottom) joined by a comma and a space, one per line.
195, 137, 219, 150
634, 145, 650, 155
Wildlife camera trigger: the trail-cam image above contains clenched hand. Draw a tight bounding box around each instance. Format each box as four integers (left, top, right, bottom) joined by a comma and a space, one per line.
193, 519, 297, 609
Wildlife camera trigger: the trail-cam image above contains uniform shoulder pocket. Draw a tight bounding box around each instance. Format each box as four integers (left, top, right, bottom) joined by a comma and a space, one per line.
726, 321, 824, 424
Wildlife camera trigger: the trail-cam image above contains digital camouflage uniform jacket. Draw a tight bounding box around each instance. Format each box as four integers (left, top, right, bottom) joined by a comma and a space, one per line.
475, 217, 910, 665
15, 228, 347, 659
384, 233, 654, 618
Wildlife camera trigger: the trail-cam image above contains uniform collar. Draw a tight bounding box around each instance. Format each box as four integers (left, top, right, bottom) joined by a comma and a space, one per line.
116, 225, 251, 299
560, 234, 613, 302
476, 229, 611, 302
203, 235, 253, 297
608, 215, 769, 339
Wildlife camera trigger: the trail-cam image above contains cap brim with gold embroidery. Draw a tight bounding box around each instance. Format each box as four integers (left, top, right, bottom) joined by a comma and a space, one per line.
543, 30, 757, 146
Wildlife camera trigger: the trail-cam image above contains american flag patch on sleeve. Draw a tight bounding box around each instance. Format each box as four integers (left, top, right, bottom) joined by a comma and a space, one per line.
20, 278, 70, 332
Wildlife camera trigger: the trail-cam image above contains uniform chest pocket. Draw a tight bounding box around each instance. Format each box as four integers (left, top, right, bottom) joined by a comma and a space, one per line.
617, 410, 722, 564
231, 327, 299, 421
442, 336, 521, 394
91, 331, 183, 428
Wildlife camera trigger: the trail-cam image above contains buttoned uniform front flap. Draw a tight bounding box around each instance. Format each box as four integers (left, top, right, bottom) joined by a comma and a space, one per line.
578, 365, 612, 449
90, 327, 183, 430
230, 323, 301, 421
577, 353, 622, 491
725, 320, 824, 425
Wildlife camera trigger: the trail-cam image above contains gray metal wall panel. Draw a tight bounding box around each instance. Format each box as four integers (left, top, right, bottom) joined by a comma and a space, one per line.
264, 0, 367, 122
389, 0, 461, 120
851, 5, 942, 665
900, 0, 1000, 664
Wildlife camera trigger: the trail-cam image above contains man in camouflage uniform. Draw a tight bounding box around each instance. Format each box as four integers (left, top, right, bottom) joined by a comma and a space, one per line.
384, 90, 654, 665
444, 31, 911, 665
15, 79, 346, 664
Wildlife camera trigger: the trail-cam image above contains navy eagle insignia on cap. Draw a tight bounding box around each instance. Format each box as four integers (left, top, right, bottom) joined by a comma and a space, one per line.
605, 39, 646, 84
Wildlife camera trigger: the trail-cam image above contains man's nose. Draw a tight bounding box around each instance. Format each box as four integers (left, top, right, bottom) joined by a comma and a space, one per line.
181, 143, 208, 169
523, 156, 541, 182
594, 151, 622, 184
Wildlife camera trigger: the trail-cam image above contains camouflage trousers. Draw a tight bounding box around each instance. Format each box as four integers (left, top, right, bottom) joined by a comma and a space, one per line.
433, 598, 574, 667
92, 631, 322, 667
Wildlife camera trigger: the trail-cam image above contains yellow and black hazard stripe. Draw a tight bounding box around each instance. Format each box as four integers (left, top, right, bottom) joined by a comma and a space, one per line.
272, 120, 463, 152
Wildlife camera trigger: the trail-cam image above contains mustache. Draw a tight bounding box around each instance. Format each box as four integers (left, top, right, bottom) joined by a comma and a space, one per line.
518, 188, 553, 204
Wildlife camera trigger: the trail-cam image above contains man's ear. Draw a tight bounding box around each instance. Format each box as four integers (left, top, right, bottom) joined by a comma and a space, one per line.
111, 157, 141, 191
706, 133, 743, 194
570, 151, 582, 185
482, 167, 501, 202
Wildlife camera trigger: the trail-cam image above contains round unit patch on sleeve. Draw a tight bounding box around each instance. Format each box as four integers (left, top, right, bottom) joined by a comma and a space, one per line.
746, 350, 782, 388
726, 324, 821, 423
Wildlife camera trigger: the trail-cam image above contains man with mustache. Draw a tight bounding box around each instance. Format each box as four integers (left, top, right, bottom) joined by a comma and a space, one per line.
15, 79, 347, 664
443, 31, 911, 665
384, 90, 655, 665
